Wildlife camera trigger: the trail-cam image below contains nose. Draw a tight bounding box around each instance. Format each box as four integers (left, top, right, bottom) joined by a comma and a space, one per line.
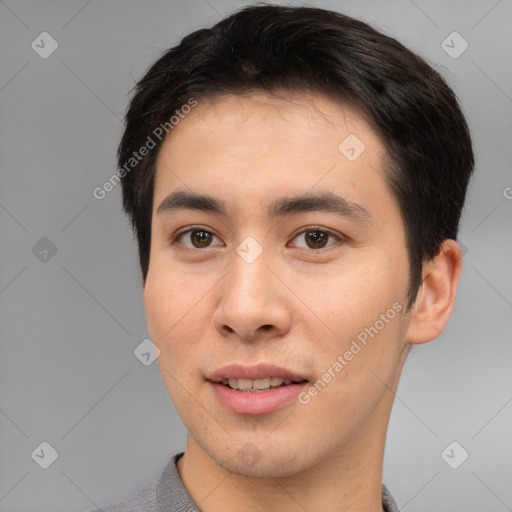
212, 247, 292, 342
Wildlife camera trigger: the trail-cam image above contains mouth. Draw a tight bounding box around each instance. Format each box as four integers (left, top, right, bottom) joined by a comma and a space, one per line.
218, 376, 308, 393
207, 363, 309, 389
207, 364, 309, 414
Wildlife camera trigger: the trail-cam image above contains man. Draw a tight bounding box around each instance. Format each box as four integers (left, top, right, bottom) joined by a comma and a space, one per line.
89, 4, 473, 511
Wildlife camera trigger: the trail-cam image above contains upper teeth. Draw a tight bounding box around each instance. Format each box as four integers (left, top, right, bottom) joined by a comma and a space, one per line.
222, 377, 293, 390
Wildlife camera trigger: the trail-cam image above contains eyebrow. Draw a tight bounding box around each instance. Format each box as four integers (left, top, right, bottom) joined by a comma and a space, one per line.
156, 189, 371, 223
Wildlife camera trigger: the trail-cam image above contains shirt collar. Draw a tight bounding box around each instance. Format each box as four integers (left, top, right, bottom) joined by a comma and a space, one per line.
158, 452, 400, 511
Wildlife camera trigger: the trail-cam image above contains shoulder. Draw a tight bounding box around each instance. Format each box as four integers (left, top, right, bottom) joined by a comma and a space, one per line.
382, 483, 400, 512
84, 452, 192, 512
85, 484, 158, 512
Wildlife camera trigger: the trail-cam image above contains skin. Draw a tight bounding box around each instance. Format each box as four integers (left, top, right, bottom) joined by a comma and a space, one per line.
143, 90, 463, 511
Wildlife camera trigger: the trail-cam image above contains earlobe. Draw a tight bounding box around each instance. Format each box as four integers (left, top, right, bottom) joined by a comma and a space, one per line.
406, 239, 463, 345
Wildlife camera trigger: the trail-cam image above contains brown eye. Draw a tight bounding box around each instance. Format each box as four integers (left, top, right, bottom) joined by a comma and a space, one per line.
190, 230, 212, 248
305, 230, 329, 249
291, 228, 340, 250
175, 229, 222, 249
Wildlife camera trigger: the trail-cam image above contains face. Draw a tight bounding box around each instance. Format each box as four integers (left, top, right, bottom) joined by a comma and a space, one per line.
144, 91, 412, 478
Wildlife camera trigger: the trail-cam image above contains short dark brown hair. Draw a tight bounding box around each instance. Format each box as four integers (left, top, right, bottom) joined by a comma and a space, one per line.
118, 4, 474, 307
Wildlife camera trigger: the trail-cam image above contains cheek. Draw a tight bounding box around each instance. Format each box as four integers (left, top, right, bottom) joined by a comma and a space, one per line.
288, 255, 409, 393
143, 264, 209, 368
292, 254, 407, 331
144, 257, 196, 336
144, 273, 206, 414
143, 272, 171, 344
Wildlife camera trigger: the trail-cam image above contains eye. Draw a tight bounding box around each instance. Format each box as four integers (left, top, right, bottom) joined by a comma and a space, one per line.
289, 227, 341, 250
173, 227, 222, 249
171, 226, 342, 251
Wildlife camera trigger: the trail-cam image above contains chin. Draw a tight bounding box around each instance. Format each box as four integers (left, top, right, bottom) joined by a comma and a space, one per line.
206, 440, 311, 479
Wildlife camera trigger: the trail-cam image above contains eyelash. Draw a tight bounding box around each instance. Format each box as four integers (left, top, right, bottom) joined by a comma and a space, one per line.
170, 225, 344, 252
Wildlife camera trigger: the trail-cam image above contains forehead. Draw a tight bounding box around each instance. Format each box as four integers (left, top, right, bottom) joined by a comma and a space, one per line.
158, 90, 382, 155
153, 91, 390, 216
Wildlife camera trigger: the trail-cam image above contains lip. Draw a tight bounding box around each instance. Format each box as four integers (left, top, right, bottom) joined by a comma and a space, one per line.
209, 381, 308, 415
207, 363, 308, 383
207, 363, 309, 415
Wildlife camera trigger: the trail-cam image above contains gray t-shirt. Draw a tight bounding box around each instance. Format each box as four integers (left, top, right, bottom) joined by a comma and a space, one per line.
88, 452, 400, 511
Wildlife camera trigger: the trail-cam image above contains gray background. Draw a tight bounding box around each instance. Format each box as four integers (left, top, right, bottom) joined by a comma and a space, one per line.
1, 0, 511, 510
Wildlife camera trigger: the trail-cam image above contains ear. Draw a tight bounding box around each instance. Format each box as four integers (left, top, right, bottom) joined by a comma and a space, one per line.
406, 239, 463, 345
